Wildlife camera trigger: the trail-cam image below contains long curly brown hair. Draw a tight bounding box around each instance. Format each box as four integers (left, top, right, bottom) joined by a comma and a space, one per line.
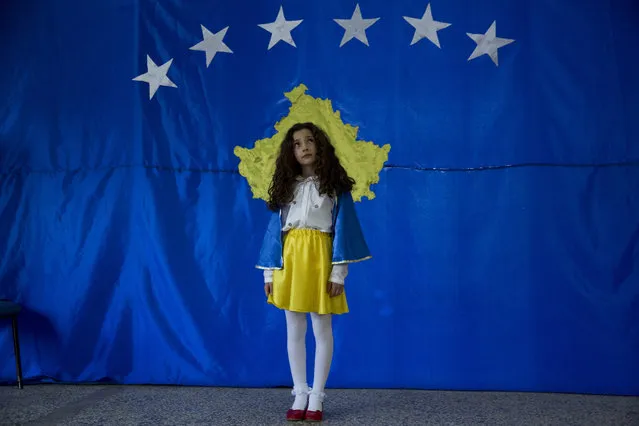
267, 122, 355, 211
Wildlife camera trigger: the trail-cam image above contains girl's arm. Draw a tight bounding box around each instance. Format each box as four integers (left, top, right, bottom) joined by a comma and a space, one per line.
329, 263, 348, 285
257, 206, 286, 283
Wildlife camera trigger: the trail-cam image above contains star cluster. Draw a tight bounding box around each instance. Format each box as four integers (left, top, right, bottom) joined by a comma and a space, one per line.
133, 3, 515, 99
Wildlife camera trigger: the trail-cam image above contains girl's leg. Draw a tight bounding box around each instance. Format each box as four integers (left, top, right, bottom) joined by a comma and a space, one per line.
309, 313, 334, 412
285, 310, 309, 410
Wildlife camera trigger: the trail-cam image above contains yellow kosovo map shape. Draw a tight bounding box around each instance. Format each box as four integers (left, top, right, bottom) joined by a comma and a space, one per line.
233, 84, 391, 202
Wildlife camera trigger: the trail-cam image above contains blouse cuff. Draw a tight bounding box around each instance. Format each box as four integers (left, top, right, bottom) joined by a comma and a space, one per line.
329, 263, 348, 285
263, 269, 273, 283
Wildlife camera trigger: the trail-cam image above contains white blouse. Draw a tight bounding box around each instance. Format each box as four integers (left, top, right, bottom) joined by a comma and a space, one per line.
263, 176, 349, 285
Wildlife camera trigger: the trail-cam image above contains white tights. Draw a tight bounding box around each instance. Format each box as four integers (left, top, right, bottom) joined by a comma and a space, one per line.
285, 310, 333, 412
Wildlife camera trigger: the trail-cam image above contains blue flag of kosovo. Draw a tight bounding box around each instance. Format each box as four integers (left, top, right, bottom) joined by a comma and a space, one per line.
0, 0, 638, 395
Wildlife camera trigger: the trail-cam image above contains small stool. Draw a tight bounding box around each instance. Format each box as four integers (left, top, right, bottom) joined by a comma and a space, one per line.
0, 300, 23, 389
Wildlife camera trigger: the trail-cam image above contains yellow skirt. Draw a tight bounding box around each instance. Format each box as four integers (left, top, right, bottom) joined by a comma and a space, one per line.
268, 229, 349, 315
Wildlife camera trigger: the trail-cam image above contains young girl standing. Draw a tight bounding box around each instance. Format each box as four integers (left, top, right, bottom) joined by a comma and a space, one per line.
256, 122, 371, 422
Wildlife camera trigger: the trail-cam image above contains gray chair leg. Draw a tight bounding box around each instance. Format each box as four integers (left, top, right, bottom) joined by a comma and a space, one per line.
11, 317, 23, 389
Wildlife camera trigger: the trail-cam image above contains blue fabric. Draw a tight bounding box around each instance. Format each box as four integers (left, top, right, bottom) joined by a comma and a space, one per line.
1, 0, 638, 395
331, 192, 371, 264
257, 192, 371, 269
0, 301, 21, 317
257, 211, 284, 270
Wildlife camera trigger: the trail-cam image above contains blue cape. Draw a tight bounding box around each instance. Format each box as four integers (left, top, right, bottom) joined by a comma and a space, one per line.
256, 192, 371, 270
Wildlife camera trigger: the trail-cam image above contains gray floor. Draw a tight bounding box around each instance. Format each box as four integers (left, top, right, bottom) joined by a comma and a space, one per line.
0, 384, 637, 425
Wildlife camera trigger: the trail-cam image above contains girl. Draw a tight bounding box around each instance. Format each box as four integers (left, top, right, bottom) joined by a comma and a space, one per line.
256, 122, 371, 422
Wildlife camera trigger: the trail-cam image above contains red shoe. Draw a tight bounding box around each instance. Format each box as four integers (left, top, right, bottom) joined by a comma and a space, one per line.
287, 385, 310, 421
286, 408, 306, 422
305, 409, 323, 422
305, 390, 325, 422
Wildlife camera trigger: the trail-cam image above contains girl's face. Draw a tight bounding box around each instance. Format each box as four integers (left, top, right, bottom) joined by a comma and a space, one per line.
292, 128, 317, 168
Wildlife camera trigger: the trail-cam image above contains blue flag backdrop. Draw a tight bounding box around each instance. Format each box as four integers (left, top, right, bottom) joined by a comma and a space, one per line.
1, 0, 638, 395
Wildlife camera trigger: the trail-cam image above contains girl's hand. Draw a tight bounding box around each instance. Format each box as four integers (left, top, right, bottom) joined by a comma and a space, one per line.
327, 282, 344, 297
264, 282, 273, 297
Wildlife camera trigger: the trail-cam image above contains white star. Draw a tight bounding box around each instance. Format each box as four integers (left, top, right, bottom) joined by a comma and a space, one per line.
189, 25, 232, 67
334, 4, 380, 47
403, 3, 451, 48
467, 21, 515, 66
258, 6, 303, 50
132, 55, 177, 100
